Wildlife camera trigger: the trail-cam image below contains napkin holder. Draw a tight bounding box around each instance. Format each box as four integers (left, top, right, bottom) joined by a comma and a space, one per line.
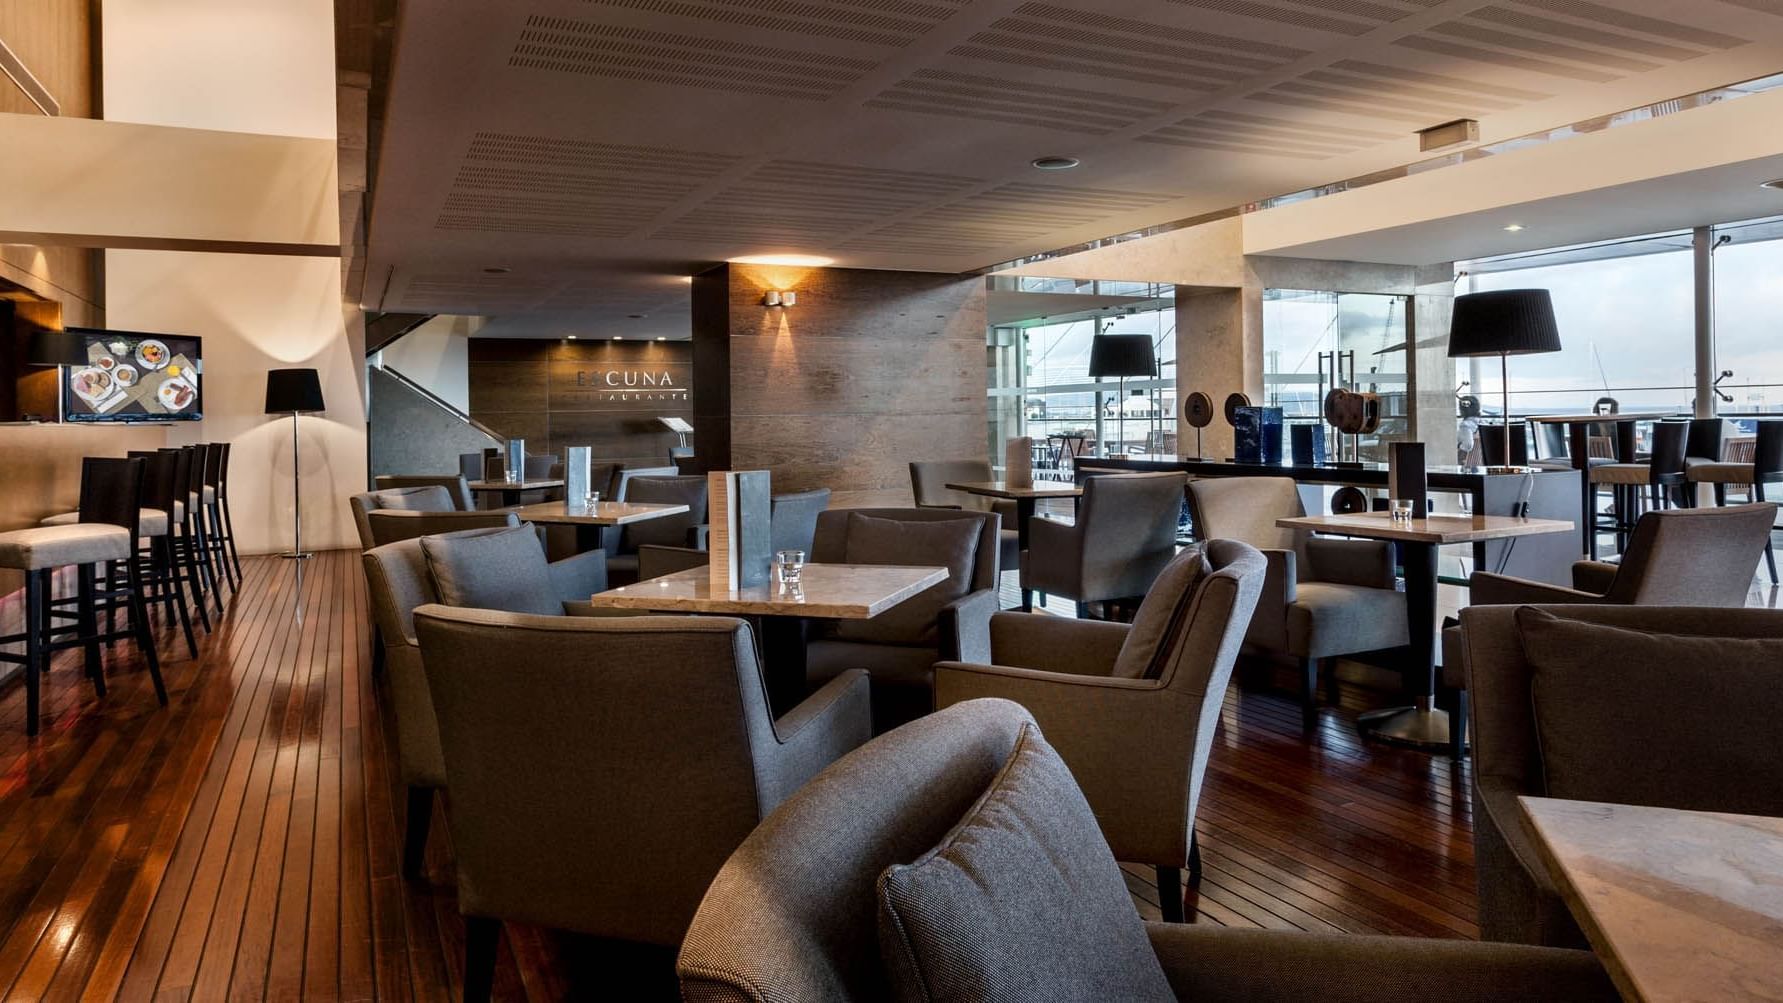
1005, 436, 1034, 488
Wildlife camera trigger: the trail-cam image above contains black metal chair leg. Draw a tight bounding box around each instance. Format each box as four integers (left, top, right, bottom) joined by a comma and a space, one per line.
162, 538, 198, 659
1156, 866, 1184, 923
24, 571, 45, 737
128, 563, 167, 704
1300, 657, 1318, 730
1450, 690, 1469, 760
463, 916, 501, 1003
222, 497, 245, 581
77, 564, 105, 697
403, 786, 433, 881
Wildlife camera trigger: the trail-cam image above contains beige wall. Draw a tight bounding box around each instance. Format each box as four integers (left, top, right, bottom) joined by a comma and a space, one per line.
380, 314, 478, 413
100, 0, 358, 553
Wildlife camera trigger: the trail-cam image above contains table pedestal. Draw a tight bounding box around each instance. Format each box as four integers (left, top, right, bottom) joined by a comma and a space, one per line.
757, 615, 808, 718
1357, 539, 1450, 751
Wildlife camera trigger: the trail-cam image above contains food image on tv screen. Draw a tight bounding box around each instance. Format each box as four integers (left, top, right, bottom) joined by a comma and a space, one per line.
62, 330, 202, 421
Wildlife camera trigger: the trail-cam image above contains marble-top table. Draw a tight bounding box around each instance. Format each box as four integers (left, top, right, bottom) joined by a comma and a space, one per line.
1519, 796, 1783, 1003
585, 563, 948, 713
466, 478, 565, 507
1277, 513, 1575, 752
948, 480, 1084, 610
514, 500, 693, 552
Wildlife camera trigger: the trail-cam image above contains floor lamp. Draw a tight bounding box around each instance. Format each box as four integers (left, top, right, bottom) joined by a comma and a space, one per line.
1447, 290, 1561, 474
264, 368, 326, 560
1089, 333, 1155, 456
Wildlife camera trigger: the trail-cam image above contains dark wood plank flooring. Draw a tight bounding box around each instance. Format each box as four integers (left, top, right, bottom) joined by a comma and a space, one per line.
0, 552, 1483, 1000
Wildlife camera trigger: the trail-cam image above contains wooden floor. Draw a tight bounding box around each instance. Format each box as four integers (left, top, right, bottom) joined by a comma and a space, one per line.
0, 548, 1665, 999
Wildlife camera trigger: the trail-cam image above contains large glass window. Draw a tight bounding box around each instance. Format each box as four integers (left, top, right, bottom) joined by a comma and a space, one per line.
986, 277, 1175, 467
1262, 288, 1409, 461
1711, 217, 1783, 416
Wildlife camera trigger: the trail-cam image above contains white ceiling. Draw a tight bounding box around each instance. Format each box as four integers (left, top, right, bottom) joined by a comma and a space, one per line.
366, 0, 1783, 336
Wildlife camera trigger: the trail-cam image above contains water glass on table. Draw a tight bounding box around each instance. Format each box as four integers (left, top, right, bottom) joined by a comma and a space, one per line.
774, 549, 805, 588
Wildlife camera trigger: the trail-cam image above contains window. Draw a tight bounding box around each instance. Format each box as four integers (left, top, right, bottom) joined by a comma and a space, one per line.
1262, 288, 1410, 461
1710, 218, 1783, 416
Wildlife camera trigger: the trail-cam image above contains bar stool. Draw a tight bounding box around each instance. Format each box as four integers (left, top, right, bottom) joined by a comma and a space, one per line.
201, 443, 240, 589
180, 444, 225, 610
1588, 420, 1688, 554
1687, 420, 1781, 584
0, 457, 167, 735
161, 446, 218, 627
217, 442, 244, 583
44, 451, 199, 659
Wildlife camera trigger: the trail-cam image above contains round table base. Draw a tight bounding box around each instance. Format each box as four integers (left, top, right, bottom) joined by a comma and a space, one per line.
1358, 699, 1452, 751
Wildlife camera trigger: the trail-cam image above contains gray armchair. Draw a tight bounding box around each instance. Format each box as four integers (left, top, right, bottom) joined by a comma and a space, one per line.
632, 488, 832, 582
373, 474, 474, 511
365, 509, 525, 548
1459, 603, 1783, 948
909, 459, 1021, 574
807, 508, 1001, 732
348, 484, 461, 551
934, 540, 1265, 922
413, 606, 872, 1001
676, 699, 1615, 1003
1186, 476, 1407, 729
605, 475, 709, 585
1022, 471, 1185, 618
360, 529, 609, 881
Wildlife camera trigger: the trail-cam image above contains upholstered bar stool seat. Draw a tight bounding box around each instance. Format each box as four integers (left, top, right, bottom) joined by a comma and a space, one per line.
1587, 462, 1650, 485
0, 525, 133, 570
1686, 461, 1754, 484
41, 508, 171, 537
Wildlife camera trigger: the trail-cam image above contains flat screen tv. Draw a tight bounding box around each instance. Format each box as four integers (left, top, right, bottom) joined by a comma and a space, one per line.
60, 328, 203, 422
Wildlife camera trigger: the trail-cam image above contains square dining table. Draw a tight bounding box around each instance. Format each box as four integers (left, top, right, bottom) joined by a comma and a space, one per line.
1277, 512, 1573, 752
582, 563, 948, 715
513, 500, 691, 553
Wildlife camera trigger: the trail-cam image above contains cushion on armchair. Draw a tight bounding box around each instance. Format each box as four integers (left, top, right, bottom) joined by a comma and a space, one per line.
419, 525, 564, 617
1110, 546, 1211, 679
876, 723, 1175, 1003
1519, 607, 1783, 816
374, 485, 455, 511
834, 513, 978, 646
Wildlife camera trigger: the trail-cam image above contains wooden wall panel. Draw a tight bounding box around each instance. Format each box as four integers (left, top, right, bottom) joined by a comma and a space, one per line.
467, 339, 691, 467
716, 265, 987, 507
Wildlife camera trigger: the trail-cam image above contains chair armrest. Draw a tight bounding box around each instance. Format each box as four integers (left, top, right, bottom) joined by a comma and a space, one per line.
1468, 571, 1600, 606
1304, 536, 1394, 589
916, 502, 965, 511
561, 599, 646, 618
638, 544, 709, 580
1242, 549, 1295, 650
936, 588, 998, 663
986, 612, 1128, 676
757, 669, 872, 813
1476, 778, 1564, 899
1144, 925, 1614, 1003
1569, 560, 1619, 595
547, 548, 608, 600
934, 660, 1156, 710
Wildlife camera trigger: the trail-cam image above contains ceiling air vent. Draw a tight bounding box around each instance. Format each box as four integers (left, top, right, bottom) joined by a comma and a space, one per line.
1417, 119, 1479, 153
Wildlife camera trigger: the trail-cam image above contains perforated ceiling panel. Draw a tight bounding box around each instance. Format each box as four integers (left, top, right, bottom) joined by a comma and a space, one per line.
1138, 108, 1399, 159
573, 0, 971, 47
510, 15, 880, 99
435, 133, 740, 237
654, 161, 984, 244
837, 181, 1183, 256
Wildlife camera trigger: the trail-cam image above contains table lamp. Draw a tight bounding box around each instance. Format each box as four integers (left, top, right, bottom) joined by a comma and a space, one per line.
1089, 333, 1154, 457
264, 368, 326, 559
1447, 289, 1560, 474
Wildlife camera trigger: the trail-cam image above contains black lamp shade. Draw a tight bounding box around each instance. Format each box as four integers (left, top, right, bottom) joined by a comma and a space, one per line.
264, 368, 325, 414
1448, 289, 1562, 358
25, 332, 87, 367
1088, 334, 1155, 378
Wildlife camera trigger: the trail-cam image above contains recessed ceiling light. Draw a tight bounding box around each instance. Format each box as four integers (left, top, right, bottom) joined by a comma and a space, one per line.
566, 335, 577, 340
612, 336, 622, 341
1762, 178, 1783, 190
655, 336, 666, 341
729, 254, 835, 267
482, 266, 510, 274
1031, 156, 1080, 171
1503, 223, 1525, 232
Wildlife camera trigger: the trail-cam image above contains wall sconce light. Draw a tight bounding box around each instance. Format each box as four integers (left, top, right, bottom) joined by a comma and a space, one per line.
762, 290, 796, 307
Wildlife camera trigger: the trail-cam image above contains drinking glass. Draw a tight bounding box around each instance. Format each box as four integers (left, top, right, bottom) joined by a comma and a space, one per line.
583, 490, 601, 511
1391, 499, 1415, 523
775, 549, 805, 586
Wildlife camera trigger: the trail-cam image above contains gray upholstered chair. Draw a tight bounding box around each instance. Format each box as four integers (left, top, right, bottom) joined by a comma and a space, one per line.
934, 541, 1265, 922
361, 527, 610, 882
348, 485, 461, 551
1686, 419, 1781, 584
807, 508, 1001, 732
909, 460, 1021, 575
1459, 604, 1783, 948
612, 465, 680, 500
606, 475, 709, 585
1021, 471, 1184, 619
1441, 502, 1777, 759
1185, 476, 1407, 729
675, 699, 1615, 1003
373, 474, 474, 512
632, 488, 831, 581
413, 606, 872, 1001
365, 509, 528, 548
